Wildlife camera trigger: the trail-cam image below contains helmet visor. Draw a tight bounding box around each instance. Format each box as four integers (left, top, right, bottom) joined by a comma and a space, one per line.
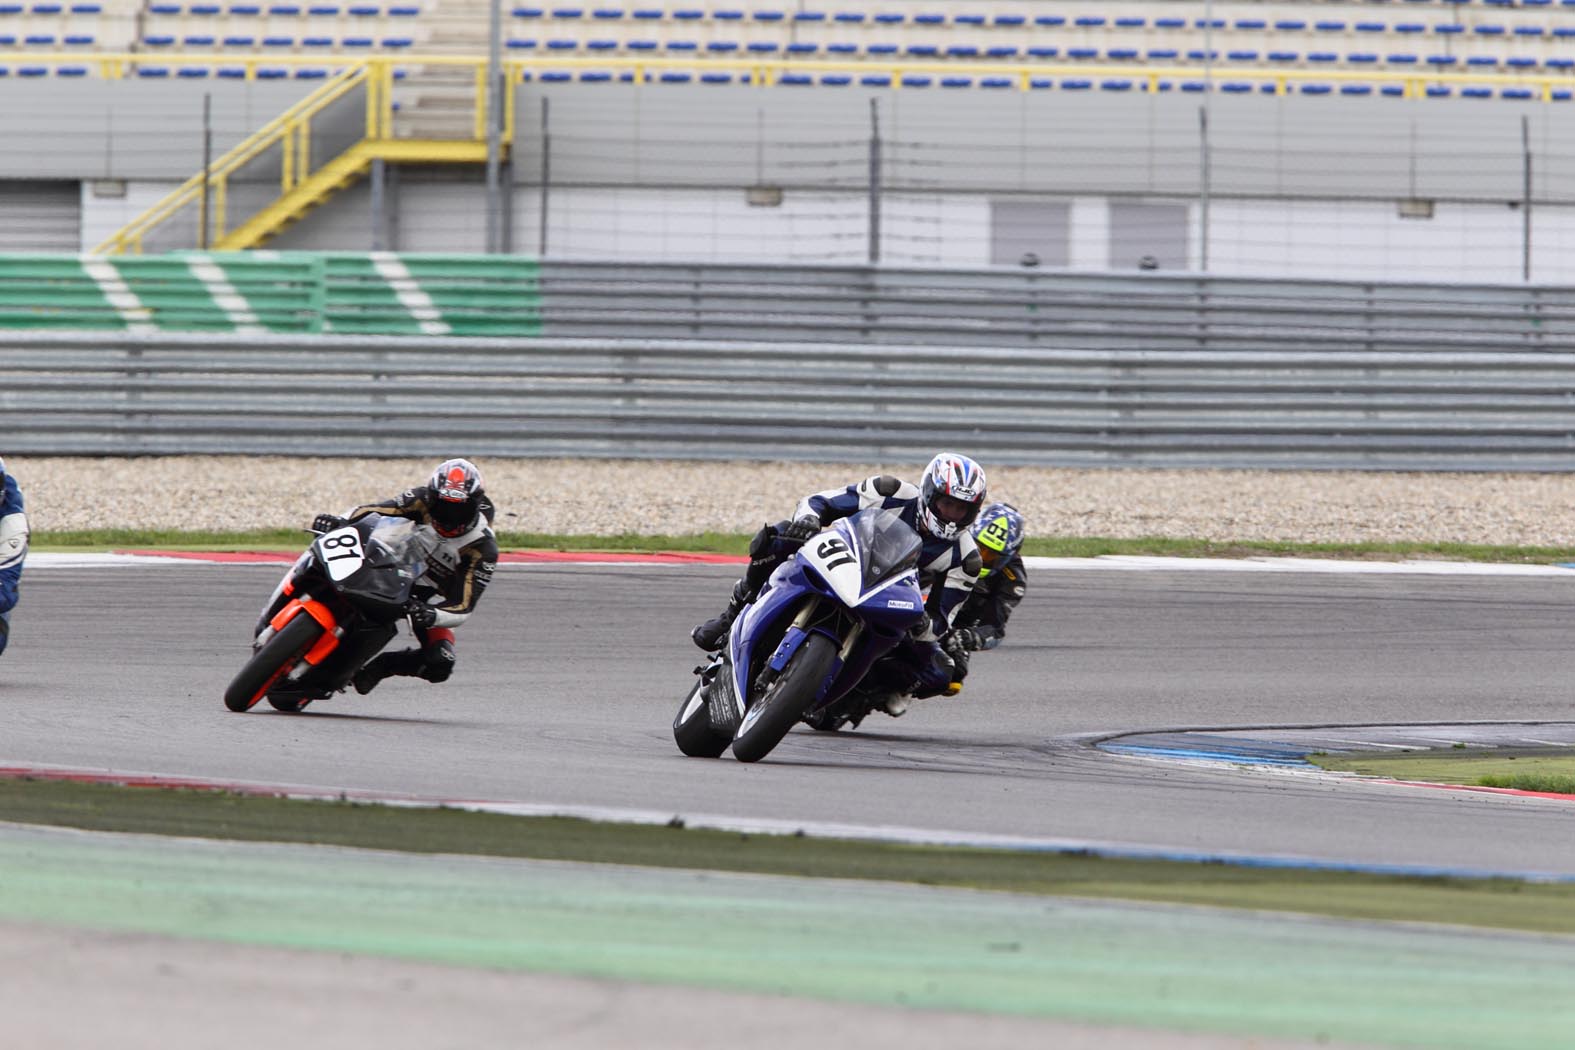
931, 493, 976, 526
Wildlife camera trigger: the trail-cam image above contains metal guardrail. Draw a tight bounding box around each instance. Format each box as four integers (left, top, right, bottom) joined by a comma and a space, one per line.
5, 329, 1575, 470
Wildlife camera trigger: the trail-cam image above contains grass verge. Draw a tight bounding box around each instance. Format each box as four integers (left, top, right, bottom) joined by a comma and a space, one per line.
32, 529, 1575, 564
1309, 748, 1575, 795
5, 776, 1575, 934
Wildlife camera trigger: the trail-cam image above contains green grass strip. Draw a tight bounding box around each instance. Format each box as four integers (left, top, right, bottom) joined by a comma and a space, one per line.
4, 777, 1575, 935
31, 528, 1575, 564
1311, 748, 1575, 795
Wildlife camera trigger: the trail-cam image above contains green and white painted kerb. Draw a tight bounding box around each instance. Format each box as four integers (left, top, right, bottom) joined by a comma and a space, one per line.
0, 252, 543, 337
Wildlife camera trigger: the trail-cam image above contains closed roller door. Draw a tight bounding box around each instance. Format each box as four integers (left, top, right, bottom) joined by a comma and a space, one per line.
0, 181, 81, 252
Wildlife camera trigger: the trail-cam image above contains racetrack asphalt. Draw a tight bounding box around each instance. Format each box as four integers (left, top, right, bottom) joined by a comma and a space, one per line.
10, 560, 1575, 1047
8, 562, 1575, 872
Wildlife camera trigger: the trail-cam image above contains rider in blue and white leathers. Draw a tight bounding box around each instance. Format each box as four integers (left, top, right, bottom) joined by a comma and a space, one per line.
0, 458, 29, 659
692, 453, 989, 702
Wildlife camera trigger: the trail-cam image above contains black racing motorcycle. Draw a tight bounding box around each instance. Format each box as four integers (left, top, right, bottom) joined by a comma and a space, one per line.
223, 514, 437, 713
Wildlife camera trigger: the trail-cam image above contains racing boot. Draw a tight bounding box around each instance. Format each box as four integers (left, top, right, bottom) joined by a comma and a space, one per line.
352, 648, 425, 694
691, 579, 750, 651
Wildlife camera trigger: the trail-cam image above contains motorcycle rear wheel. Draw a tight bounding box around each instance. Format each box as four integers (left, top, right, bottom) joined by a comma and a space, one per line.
223, 614, 323, 713
732, 633, 839, 763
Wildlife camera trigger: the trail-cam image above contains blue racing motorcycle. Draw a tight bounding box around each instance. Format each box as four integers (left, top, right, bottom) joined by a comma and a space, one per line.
673, 508, 928, 763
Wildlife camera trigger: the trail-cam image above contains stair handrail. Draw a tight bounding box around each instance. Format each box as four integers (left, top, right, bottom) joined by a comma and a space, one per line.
93, 61, 375, 256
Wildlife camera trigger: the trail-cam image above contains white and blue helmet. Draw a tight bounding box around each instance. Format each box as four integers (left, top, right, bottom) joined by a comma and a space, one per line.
917, 452, 987, 540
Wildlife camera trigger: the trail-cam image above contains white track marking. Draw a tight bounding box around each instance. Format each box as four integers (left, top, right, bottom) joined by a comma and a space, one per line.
80, 257, 156, 334
1025, 555, 1575, 576
186, 254, 268, 334
369, 251, 450, 336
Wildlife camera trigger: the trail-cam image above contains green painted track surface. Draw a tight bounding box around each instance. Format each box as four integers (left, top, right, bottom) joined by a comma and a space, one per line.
5, 824, 1573, 1050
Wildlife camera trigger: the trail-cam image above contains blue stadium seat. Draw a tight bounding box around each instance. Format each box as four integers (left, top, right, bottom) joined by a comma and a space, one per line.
189, 2, 220, 13
1381, 85, 1404, 96
1395, 22, 1425, 34
866, 42, 896, 54
1193, 17, 1223, 28
1029, 77, 1053, 89
388, 4, 417, 13
1185, 49, 1218, 60
30, 1, 61, 11
664, 38, 694, 50
1114, 16, 1143, 27
1433, 24, 1463, 35
699, 71, 730, 83
987, 46, 1018, 58
945, 44, 976, 57
1425, 84, 1452, 96
1502, 87, 1534, 98
825, 43, 855, 53
585, 36, 615, 48
1426, 53, 1456, 65
62, 32, 91, 43
941, 76, 971, 88
1307, 51, 1339, 63
135, 66, 170, 76
1314, 20, 1346, 31
1473, 24, 1505, 35
145, 33, 175, 44
860, 73, 890, 86
256, 66, 289, 77
979, 76, 1012, 88
950, 10, 981, 23
1461, 85, 1492, 96
1180, 81, 1206, 92
1059, 78, 1090, 90
0, 1, 29, 10
1354, 21, 1385, 32
1347, 52, 1380, 63
1034, 15, 1063, 26
1388, 53, 1418, 63
818, 73, 849, 85
590, 6, 620, 16
912, 13, 942, 24
1514, 25, 1545, 35
831, 11, 861, 22
538, 69, 570, 80
1547, 57, 1575, 68
1074, 15, 1105, 26
1300, 83, 1332, 95
790, 9, 819, 18
901, 74, 930, 87
512, 6, 543, 15
1220, 81, 1252, 93
1555, 26, 1575, 37
1154, 17, 1184, 29
1267, 50, 1298, 62
751, 10, 781, 20
340, 33, 372, 45
1466, 55, 1499, 66
1227, 50, 1258, 60
57, 64, 86, 75
222, 33, 254, 44
24, 33, 55, 43
1026, 46, 1058, 58
671, 4, 700, 14
506, 38, 538, 48
1553, 89, 1572, 100
905, 43, 936, 56
872, 11, 901, 23
578, 71, 611, 81
1067, 46, 1097, 58
712, 8, 741, 19
69, 2, 101, 10
703, 40, 736, 51
217, 65, 247, 76
746, 41, 776, 52
1234, 18, 1265, 29
1100, 79, 1133, 91
629, 5, 657, 15
295, 67, 327, 77
1340, 84, 1372, 95
1275, 19, 1305, 30
1147, 48, 1178, 60
1506, 56, 1538, 68
548, 5, 582, 17
184, 33, 215, 43
784, 41, 814, 53
1107, 47, 1137, 59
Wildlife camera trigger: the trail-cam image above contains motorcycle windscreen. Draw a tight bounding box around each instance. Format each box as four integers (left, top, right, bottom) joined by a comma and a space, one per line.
848, 509, 922, 592
340, 516, 437, 610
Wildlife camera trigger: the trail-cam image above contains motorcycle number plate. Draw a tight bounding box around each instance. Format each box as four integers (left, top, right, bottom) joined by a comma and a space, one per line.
317, 526, 366, 582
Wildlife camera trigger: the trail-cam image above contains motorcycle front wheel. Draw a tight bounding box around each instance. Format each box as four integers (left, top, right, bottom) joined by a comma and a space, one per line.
731, 632, 839, 763
223, 613, 323, 713
673, 676, 731, 758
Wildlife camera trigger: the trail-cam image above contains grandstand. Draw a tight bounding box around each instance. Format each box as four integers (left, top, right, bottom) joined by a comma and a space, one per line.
4, 1, 1575, 273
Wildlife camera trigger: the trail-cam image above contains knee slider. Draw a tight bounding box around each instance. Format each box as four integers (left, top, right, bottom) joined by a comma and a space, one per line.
422, 639, 456, 682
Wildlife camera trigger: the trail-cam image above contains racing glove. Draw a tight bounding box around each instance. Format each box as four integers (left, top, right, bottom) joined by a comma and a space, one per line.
405, 599, 438, 629
311, 513, 348, 534
948, 627, 983, 653
782, 514, 822, 542
913, 644, 957, 695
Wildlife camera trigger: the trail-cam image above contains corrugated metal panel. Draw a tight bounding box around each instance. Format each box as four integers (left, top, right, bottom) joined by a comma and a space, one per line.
0, 182, 81, 253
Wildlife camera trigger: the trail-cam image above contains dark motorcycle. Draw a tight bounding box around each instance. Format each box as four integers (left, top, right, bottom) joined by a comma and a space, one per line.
223, 514, 436, 713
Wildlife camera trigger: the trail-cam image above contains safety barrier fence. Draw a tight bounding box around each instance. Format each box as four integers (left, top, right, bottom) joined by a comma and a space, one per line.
5, 327, 1575, 469
6, 255, 1575, 349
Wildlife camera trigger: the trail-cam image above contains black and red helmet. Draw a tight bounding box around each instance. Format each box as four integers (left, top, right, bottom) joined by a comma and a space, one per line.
428, 458, 484, 537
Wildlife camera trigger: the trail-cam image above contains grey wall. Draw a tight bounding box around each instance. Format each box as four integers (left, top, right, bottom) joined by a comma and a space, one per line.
509, 84, 1571, 205
0, 80, 311, 180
